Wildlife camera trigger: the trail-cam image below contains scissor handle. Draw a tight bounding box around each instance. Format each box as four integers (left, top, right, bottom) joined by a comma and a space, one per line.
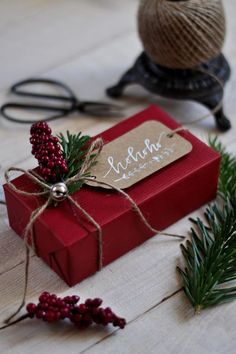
1, 78, 79, 124
0, 102, 73, 124
11, 78, 78, 103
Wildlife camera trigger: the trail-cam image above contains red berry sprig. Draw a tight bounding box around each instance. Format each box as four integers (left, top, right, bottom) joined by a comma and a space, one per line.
30, 121, 68, 183
26, 292, 126, 330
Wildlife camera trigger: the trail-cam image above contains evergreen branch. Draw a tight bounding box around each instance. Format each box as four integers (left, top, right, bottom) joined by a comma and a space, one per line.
209, 136, 236, 200
178, 138, 236, 312
58, 131, 92, 194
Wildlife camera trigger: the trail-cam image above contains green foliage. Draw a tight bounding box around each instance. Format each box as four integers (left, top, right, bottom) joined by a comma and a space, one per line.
178, 138, 236, 312
209, 137, 236, 202
58, 131, 91, 194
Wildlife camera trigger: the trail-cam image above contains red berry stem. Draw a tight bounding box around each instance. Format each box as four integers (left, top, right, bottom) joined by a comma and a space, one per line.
0, 293, 126, 331
30, 121, 68, 183
25, 292, 126, 330
0, 314, 30, 331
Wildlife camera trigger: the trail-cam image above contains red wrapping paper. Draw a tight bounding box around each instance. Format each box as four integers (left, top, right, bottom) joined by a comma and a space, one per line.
3, 106, 221, 286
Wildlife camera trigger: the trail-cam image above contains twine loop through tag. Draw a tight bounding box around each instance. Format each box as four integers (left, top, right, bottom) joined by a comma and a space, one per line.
167, 67, 225, 138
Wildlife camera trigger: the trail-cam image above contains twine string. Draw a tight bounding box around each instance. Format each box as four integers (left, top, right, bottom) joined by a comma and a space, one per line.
5, 167, 49, 196
138, 0, 225, 69
22, 197, 53, 252
78, 138, 103, 177
4, 246, 30, 325
4, 197, 52, 324
85, 177, 185, 240
167, 67, 224, 137
68, 196, 103, 270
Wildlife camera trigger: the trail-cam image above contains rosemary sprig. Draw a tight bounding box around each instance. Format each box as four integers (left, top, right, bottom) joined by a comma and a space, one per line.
178, 138, 236, 313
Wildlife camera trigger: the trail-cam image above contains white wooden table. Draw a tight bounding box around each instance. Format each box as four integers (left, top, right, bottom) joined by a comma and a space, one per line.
0, 1, 236, 353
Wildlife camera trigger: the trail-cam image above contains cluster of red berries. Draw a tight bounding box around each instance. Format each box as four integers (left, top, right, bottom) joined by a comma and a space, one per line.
30, 121, 68, 182
26, 292, 126, 330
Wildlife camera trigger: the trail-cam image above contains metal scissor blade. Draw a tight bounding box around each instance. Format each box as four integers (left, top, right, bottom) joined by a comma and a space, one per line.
78, 101, 124, 116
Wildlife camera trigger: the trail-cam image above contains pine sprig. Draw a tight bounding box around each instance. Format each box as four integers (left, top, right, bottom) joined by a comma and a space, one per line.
58, 131, 91, 194
209, 136, 236, 201
58, 131, 91, 177
178, 138, 236, 313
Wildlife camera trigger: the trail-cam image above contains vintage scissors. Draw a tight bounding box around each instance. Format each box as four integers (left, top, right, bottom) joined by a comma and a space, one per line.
0, 78, 122, 124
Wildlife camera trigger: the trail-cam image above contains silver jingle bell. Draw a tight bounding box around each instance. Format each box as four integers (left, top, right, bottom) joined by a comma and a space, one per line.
50, 182, 68, 202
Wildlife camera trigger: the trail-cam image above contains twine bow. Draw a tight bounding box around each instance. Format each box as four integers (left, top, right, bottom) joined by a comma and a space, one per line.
4, 137, 184, 325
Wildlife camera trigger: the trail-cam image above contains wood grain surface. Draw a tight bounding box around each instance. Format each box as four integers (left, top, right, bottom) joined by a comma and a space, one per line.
0, 1, 235, 353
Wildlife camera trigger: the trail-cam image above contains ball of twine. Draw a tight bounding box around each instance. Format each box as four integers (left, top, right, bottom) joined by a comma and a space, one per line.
138, 0, 226, 69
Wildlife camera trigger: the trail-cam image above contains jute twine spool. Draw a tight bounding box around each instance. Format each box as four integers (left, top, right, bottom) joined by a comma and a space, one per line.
138, 0, 226, 69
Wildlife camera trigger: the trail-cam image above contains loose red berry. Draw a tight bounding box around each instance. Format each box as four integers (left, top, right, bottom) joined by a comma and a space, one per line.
77, 304, 87, 314
72, 314, 82, 323
26, 303, 37, 315
48, 297, 57, 306
36, 310, 46, 319
47, 161, 55, 169
40, 302, 49, 311
92, 298, 103, 308
55, 299, 64, 307
60, 307, 70, 318
45, 311, 56, 323
71, 295, 80, 304
85, 298, 93, 307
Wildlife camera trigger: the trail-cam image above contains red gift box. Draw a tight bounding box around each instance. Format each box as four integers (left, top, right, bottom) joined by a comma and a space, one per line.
3, 106, 220, 286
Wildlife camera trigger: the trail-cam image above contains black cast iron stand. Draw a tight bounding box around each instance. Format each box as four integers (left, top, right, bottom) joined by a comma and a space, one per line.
107, 52, 231, 131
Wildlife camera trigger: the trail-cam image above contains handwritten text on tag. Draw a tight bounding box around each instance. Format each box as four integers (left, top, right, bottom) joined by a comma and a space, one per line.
88, 121, 192, 189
